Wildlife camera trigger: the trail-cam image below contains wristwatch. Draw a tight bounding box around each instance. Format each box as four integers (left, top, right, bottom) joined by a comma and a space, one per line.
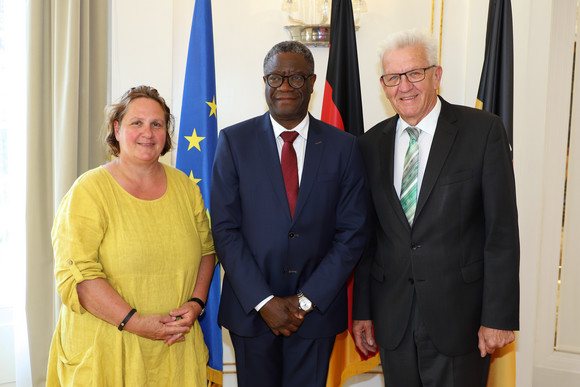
297, 290, 313, 312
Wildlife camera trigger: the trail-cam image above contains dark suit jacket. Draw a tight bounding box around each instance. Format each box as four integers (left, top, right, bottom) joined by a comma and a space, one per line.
353, 97, 520, 356
211, 112, 368, 338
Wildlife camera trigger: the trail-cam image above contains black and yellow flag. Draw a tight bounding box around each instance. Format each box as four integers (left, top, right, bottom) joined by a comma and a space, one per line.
478, 3, 517, 386
476, 0, 514, 153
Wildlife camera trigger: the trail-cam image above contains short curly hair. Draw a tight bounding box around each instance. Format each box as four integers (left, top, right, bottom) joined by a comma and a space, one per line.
263, 40, 315, 75
104, 85, 174, 157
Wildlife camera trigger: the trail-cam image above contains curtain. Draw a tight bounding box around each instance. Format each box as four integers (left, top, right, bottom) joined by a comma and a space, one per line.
25, 0, 108, 384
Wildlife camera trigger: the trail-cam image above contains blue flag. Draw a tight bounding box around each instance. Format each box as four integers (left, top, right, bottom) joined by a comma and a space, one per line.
175, 0, 222, 384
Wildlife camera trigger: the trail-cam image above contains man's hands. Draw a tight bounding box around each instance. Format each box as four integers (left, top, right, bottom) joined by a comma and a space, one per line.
353, 322, 515, 358
353, 320, 377, 356
478, 326, 515, 357
259, 296, 307, 336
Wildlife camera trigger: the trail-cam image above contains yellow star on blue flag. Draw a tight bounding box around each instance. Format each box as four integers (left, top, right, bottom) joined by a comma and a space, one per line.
207, 97, 217, 117
188, 171, 202, 185
184, 128, 205, 151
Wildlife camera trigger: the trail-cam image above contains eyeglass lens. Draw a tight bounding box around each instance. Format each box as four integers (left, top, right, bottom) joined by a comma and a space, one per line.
267, 74, 307, 89
382, 68, 429, 87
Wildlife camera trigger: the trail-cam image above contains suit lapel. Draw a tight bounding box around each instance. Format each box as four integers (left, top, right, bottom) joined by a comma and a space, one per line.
379, 120, 410, 229
293, 114, 323, 221
256, 113, 292, 218
415, 98, 458, 221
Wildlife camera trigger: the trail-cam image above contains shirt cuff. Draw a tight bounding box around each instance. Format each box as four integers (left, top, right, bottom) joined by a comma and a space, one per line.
255, 295, 274, 311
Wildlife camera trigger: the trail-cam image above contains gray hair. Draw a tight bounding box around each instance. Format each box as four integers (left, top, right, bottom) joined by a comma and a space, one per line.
378, 30, 438, 66
263, 40, 315, 74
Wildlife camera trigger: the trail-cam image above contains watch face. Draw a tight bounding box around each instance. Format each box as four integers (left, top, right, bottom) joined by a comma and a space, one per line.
300, 298, 312, 310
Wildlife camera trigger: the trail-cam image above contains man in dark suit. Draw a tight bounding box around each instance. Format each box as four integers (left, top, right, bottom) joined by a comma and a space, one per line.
352, 30, 520, 386
210, 41, 368, 387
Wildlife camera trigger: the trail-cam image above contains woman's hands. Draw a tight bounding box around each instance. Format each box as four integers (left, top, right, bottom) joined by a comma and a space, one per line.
123, 301, 203, 345
159, 253, 216, 345
164, 300, 205, 344
77, 278, 205, 345
123, 312, 189, 343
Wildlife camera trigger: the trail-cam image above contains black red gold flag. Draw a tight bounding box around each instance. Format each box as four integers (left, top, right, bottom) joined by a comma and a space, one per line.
321, 0, 364, 136
322, 1, 380, 386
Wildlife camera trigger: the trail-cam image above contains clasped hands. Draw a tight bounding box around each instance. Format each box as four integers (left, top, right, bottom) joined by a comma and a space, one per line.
125, 301, 204, 345
259, 296, 308, 336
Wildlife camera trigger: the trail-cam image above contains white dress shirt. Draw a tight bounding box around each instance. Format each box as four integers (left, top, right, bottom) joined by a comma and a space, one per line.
393, 98, 442, 198
271, 114, 309, 185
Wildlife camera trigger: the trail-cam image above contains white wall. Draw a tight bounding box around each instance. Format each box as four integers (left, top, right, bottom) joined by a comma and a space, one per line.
111, 0, 485, 135
110, 1, 580, 386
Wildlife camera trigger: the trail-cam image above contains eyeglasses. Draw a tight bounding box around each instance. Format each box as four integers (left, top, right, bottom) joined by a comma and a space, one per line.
265, 73, 314, 89
380, 65, 437, 87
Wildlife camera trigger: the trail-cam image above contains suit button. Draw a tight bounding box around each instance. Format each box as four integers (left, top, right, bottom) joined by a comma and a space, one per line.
408, 278, 414, 284
411, 244, 421, 251
289, 232, 294, 238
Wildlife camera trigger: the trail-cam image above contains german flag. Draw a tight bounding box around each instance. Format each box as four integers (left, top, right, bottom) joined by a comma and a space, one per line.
321, 0, 380, 385
321, 0, 363, 136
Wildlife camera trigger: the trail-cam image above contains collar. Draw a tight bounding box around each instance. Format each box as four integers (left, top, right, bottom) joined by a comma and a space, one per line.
397, 97, 442, 138
270, 114, 310, 140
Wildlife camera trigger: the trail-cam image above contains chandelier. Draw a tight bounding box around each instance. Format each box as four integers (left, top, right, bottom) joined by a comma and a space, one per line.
282, 0, 367, 46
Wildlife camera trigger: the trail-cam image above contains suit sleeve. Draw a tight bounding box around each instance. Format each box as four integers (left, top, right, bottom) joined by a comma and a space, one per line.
210, 130, 273, 314
299, 136, 369, 313
352, 183, 377, 321
480, 116, 520, 330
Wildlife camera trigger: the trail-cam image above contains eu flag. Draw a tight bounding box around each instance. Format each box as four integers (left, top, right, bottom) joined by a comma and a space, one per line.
175, 0, 222, 384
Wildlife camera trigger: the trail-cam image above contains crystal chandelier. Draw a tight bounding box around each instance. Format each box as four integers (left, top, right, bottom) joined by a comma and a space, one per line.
282, 0, 367, 46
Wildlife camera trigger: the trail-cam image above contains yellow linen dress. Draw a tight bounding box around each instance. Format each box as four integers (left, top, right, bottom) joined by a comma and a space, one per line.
47, 164, 215, 386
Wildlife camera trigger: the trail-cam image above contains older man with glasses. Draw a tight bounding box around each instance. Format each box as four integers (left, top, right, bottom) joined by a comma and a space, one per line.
211, 40, 368, 387
352, 30, 520, 387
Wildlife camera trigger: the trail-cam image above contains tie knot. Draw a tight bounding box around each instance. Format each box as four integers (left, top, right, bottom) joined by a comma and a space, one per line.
281, 131, 299, 143
406, 126, 420, 141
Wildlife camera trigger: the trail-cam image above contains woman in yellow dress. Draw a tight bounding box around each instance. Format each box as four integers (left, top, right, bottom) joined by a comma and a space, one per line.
47, 85, 216, 386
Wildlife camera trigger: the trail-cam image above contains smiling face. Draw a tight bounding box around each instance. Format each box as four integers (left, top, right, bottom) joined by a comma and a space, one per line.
381, 44, 442, 126
264, 52, 316, 129
114, 97, 167, 164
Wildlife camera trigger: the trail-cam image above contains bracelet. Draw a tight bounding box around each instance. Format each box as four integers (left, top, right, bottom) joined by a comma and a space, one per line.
188, 297, 206, 315
118, 308, 137, 331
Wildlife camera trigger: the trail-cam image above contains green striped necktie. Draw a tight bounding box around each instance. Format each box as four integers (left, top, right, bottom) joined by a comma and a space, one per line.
401, 126, 420, 225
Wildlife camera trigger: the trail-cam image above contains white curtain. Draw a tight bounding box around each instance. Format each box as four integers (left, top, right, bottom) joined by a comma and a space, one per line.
25, 0, 108, 384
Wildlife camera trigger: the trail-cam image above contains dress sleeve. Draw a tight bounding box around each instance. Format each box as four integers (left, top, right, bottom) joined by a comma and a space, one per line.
190, 183, 216, 258
51, 177, 107, 313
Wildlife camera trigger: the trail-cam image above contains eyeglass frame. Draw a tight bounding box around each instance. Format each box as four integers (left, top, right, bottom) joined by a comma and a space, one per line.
264, 73, 314, 89
380, 65, 437, 87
